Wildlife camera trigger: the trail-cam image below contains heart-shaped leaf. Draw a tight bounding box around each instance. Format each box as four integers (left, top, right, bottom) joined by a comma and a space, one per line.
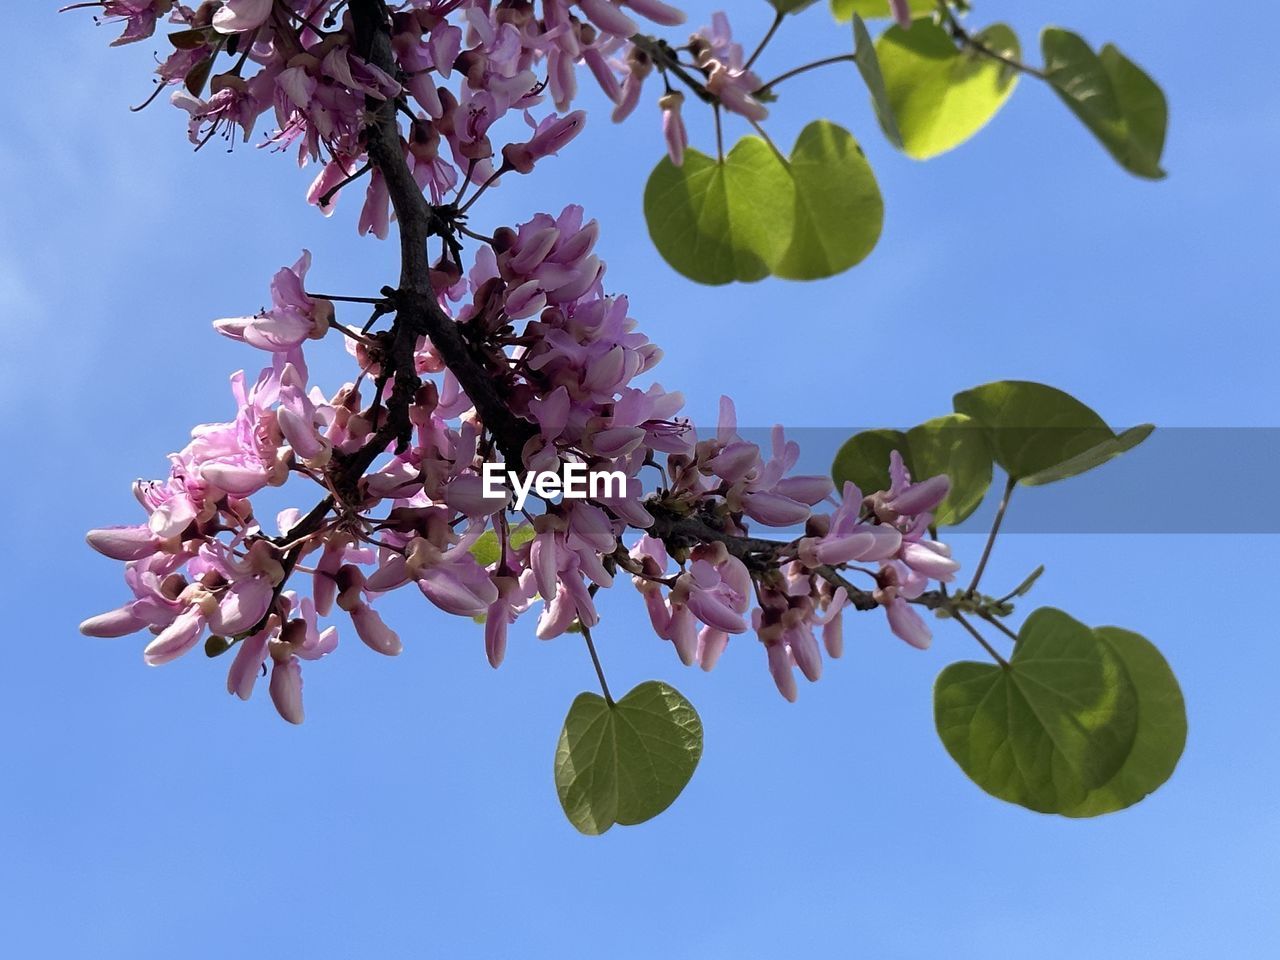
644, 140, 795, 285
645, 123, 882, 284
832, 428, 909, 498
831, 0, 933, 20
774, 121, 884, 279
1041, 28, 1168, 179
852, 13, 904, 149
1063, 627, 1186, 817
905, 414, 993, 526
1020, 423, 1153, 486
831, 415, 992, 526
876, 20, 1021, 159
953, 380, 1153, 485
554, 681, 703, 835
934, 607, 1139, 813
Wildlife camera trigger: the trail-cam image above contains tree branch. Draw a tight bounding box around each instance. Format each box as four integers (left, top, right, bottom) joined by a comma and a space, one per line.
351, 0, 534, 468
338, 0, 978, 633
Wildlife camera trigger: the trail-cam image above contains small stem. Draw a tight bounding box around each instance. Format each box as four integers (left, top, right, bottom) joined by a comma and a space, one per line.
754, 54, 856, 96
306, 292, 388, 304
581, 623, 614, 706
456, 224, 496, 245
630, 34, 715, 103
967, 475, 1015, 595
744, 11, 784, 72
458, 162, 510, 215
747, 118, 785, 164
714, 105, 724, 162
331, 321, 377, 346
318, 160, 373, 208
935, 1, 1049, 80
453, 158, 478, 206
952, 611, 1009, 668
978, 612, 1019, 644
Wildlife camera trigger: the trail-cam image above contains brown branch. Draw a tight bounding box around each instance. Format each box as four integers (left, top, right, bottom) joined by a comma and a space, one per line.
351, 0, 534, 467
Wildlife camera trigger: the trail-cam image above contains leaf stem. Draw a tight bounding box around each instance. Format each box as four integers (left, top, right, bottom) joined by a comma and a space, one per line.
581, 623, 614, 706
754, 54, 856, 96
747, 118, 786, 164
952, 611, 1009, 668
745, 11, 785, 72
978, 612, 1020, 644
967, 475, 1015, 595
934, 0, 1049, 81
318, 160, 372, 208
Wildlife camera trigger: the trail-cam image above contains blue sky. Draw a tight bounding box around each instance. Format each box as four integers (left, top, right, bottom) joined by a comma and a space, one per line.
1, 2, 1277, 957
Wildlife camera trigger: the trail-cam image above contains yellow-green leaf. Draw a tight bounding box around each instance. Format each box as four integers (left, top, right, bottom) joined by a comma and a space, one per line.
876, 20, 1021, 159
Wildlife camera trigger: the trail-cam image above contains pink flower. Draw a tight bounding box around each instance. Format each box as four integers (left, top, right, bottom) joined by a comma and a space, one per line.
61, 0, 171, 47
502, 111, 587, 175
659, 92, 688, 166
269, 655, 305, 724
214, 253, 333, 353
891, 0, 915, 31
212, 0, 273, 35
695, 13, 769, 122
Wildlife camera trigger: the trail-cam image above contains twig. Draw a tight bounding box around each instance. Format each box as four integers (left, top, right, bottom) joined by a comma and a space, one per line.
744, 11, 784, 72
952, 611, 1010, 668
967, 475, 1015, 595
754, 54, 856, 96
581, 623, 614, 706
318, 160, 373, 208
935, 1, 1049, 80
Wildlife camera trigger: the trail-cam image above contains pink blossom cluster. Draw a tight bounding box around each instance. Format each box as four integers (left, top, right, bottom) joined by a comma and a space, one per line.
629, 404, 958, 701
78, 1, 962, 721
69, 3, 793, 196
71, 1, 700, 226
83, 201, 960, 718
617, 12, 769, 167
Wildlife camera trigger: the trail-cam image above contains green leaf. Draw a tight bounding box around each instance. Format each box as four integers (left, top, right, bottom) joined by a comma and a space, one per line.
204, 635, 231, 658
184, 56, 214, 97
831, 0, 933, 21
554, 681, 704, 835
1020, 424, 1154, 486
771, 0, 822, 14
1004, 564, 1045, 600
953, 381, 1153, 485
852, 13, 904, 149
904, 414, 992, 526
1041, 28, 1168, 179
469, 524, 535, 568
644, 141, 795, 285
832, 428, 909, 497
876, 20, 1020, 159
645, 124, 882, 284
774, 121, 884, 279
168, 27, 216, 50
832, 415, 991, 525
935, 608, 1139, 813
1063, 627, 1186, 817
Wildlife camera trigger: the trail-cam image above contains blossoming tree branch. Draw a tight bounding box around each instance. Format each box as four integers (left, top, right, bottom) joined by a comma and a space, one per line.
72, 0, 1182, 833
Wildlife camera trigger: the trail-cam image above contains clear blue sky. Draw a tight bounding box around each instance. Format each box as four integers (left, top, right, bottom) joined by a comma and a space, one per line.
2, 2, 1276, 957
